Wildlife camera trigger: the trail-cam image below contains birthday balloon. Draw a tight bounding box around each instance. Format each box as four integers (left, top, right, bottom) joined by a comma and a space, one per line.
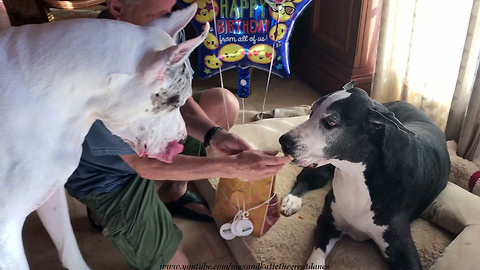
177, 0, 313, 97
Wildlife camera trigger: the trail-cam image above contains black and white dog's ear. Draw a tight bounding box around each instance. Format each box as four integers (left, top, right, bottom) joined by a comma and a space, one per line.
145, 3, 198, 40
365, 108, 415, 136
144, 22, 209, 79
343, 81, 355, 90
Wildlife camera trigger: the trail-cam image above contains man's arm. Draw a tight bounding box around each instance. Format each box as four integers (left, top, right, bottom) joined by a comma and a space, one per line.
180, 96, 218, 141
121, 150, 290, 181
180, 95, 253, 155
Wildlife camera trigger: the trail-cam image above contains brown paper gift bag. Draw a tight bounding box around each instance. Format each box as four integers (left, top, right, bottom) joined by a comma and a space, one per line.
212, 176, 280, 237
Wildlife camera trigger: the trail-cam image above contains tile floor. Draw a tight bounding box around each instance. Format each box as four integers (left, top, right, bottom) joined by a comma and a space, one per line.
21, 6, 323, 270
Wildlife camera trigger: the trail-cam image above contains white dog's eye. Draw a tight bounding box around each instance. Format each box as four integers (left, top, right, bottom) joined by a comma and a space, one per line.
139, 125, 145, 132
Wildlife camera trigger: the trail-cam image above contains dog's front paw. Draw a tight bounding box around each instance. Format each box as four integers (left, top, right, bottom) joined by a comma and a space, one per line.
306, 248, 326, 267
280, 194, 302, 216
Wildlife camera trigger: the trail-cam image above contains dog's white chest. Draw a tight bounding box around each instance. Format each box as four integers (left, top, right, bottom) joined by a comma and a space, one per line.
330, 161, 388, 244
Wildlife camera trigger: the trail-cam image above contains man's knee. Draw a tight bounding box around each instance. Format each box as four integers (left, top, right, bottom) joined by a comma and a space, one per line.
199, 88, 239, 127
199, 88, 239, 114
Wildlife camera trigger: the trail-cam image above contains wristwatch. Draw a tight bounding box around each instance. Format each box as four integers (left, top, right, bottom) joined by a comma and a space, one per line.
204, 126, 222, 147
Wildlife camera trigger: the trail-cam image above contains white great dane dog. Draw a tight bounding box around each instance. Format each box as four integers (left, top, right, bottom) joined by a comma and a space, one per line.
0, 4, 208, 270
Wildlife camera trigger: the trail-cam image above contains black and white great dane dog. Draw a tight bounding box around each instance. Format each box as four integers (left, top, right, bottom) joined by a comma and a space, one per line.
278, 82, 450, 270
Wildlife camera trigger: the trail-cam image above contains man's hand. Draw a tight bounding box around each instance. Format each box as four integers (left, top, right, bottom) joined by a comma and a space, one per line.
230, 150, 291, 180
209, 130, 253, 156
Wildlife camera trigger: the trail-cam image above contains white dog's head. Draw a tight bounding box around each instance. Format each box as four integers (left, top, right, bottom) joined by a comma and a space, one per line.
100, 4, 208, 163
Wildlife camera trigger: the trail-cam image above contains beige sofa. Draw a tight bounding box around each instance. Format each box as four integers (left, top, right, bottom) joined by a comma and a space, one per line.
195, 112, 480, 269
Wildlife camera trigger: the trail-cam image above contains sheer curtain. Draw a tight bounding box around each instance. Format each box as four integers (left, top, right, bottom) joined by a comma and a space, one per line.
372, 0, 480, 159
445, 0, 480, 160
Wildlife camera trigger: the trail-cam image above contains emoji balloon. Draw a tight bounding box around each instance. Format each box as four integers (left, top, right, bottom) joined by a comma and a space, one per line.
177, 0, 313, 98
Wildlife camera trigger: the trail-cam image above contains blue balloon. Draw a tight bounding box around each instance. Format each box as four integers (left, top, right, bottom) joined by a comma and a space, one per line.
177, 0, 313, 97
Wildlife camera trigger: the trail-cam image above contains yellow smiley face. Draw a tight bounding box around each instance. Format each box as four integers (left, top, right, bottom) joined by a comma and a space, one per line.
269, 24, 287, 41
204, 55, 223, 69
293, 0, 303, 3
218, 44, 246, 62
247, 44, 276, 64
204, 33, 219, 50
269, 2, 295, 22
194, 0, 219, 24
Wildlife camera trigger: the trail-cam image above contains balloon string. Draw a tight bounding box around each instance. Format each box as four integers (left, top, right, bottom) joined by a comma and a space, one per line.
248, 6, 281, 206
242, 98, 245, 125
241, 97, 246, 140
255, 5, 282, 149
210, 0, 230, 130
214, 4, 281, 216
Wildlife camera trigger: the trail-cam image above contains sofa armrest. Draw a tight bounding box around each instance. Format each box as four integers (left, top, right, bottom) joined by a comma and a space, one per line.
430, 224, 480, 270
422, 182, 480, 235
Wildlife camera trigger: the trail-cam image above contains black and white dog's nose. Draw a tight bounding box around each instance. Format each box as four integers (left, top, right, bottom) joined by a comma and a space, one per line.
279, 134, 295, 155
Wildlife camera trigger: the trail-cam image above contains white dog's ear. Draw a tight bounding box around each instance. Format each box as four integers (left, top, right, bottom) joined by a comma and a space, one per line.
145, 3, 198, 40
146, 22, 210, 79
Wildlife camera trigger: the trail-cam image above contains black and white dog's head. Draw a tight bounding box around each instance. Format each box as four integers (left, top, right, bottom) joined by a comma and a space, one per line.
279, 82, 413, 168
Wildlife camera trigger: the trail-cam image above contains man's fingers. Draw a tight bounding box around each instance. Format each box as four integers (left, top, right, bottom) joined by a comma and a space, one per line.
260, 154, 291, 165
260, 150, 279, 156
266, 164, 285, 174
222, 149, 243, 156
253, 165, 285, 180
237, 138, 254, 151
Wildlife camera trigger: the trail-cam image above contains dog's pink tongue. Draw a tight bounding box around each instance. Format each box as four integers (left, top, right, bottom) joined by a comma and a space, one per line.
156, 141, 184, 163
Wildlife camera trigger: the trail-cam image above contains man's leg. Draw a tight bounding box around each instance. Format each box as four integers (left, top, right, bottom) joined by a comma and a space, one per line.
75, 176, 183, 269
197, 87, 240, 130
167, 245, 189, 266
159, 88, 239, 219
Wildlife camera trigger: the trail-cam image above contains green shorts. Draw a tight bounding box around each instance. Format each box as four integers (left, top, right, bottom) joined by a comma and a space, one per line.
77, 176, 182, 269
74, 90, 208, 269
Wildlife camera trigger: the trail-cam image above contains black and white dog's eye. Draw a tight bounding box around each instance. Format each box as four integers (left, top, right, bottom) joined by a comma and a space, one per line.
323, 116, 337, 127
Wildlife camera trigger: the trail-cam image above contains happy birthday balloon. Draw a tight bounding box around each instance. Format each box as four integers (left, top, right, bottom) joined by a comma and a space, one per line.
177, 0, 313, 97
